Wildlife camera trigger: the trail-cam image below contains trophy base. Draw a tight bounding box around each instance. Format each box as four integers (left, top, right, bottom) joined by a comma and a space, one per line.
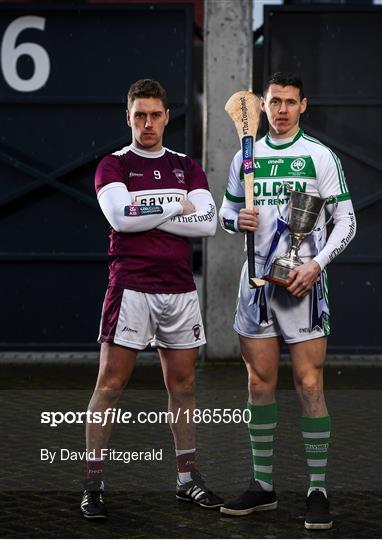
264, 257, 301, 287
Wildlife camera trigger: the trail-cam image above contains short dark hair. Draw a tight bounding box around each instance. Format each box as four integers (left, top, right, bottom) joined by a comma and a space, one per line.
127, 79, 168, 110
263, 72, 305, 100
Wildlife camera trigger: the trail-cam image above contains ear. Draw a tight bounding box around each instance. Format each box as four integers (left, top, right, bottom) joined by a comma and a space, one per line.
126, 109, 131, 127
165, 109, 170, 126
300, 98, 307, 114
260, 96, 266, 112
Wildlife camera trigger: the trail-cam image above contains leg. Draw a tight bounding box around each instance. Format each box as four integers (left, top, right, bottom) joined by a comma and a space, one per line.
290, 336, 327, 417
159, 346, 223, 509
221, 336, 280, 516
86, 342, 137, 456
81, 343, 137, 520
290, 337, 332, 530
159, 347, 197, 451
241, 336, 279, 490
240, 335, 281, 405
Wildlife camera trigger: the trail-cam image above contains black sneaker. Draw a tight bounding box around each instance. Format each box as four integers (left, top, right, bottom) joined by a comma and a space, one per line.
80, 479, 108, 519
176, 469, 224, 509
220, 478, 277, 516
305, 490, 333, 530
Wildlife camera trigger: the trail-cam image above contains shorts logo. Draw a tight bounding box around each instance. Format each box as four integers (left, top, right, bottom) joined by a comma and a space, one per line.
173, 169, 185, 184
299, 327, 321, 334
129, 172, 143, 177
192, 324, 201, 341
291, 158, 306, 172
299, 327, 311, 333
122, 326, 138, 333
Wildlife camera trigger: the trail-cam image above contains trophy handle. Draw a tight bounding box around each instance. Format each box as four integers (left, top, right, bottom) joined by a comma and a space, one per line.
316, 195, 338, 230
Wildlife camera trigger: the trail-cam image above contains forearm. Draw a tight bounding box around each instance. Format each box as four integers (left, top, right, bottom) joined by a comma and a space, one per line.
158, 189, 217, 237
97, 182, 182, 233
313, 200, 357, 269
158, 204, 216, 237
219, 197, 241, 234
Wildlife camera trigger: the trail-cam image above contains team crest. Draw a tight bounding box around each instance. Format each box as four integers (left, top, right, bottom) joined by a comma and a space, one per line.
192, 324, 201, 341
173, 168, 185, 184
291, 158, 306, 172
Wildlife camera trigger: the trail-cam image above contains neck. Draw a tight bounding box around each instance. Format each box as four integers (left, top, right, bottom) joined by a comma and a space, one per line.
130, 144, 165, 158
132, 142, 163, 153
269, 127, 300, 141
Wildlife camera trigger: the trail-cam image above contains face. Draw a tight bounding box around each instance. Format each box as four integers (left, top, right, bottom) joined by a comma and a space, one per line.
127, 97, 169, 151
261, 84, 307, 139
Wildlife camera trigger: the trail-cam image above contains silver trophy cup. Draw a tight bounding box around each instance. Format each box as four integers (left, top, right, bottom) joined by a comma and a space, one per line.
265, 190, 330, 287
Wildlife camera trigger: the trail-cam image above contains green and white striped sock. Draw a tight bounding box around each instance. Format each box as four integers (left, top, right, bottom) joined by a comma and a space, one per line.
301, 415, 331, 498
248, 401, 277, 491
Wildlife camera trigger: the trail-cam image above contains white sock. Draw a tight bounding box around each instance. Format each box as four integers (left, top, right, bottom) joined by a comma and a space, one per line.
308, 486, 327, 498
257, 479, 273, 491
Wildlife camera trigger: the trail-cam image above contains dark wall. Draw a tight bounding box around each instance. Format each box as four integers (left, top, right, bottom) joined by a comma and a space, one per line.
0, 4, 193, 350
263, 5, 382, 353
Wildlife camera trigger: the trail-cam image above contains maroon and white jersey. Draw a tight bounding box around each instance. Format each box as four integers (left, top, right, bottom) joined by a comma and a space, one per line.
95, 145, 216, 293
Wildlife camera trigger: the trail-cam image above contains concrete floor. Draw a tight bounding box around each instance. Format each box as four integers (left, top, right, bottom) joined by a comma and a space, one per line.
0, 359, 381, 538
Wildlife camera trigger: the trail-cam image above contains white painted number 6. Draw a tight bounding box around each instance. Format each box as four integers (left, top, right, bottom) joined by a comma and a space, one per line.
1, 16, 50, 92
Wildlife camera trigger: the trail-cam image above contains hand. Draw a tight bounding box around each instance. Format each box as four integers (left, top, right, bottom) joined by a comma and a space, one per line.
179, 200, 196, 215
238, 208, 259, 232
286, 260, 321, 298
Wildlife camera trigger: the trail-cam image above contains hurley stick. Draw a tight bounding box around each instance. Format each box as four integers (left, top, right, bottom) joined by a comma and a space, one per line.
225, 91, 265, 288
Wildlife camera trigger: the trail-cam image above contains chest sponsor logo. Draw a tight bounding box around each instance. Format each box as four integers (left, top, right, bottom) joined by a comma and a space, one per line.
172, 168, 185, 184
129, 172, 143, 177
247, 180, 307, 207
135, 192, 186, 206
253, 180, 307, 197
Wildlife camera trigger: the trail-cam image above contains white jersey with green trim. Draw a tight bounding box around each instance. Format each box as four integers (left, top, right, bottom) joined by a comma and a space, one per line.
219, 129, 356, 269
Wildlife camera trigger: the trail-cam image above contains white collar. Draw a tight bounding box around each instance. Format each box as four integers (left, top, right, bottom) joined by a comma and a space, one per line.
130, 145, 165, 158
268, 133, 297, 146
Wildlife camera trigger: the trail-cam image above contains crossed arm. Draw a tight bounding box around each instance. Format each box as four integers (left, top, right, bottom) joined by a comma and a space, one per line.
97, 182, 217, 237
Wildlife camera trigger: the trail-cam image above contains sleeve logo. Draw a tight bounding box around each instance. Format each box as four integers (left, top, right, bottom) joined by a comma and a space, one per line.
124, 205, 163, 216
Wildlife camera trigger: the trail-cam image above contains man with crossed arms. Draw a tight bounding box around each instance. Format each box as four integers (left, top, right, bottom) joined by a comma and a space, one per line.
81, 79, 223, 519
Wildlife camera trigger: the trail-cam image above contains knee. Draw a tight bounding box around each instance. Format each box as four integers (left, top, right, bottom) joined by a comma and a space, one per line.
95, 377, 127, 402
166, 374, 196, 398
248, 371, 276, 400
296, 374, 323, 401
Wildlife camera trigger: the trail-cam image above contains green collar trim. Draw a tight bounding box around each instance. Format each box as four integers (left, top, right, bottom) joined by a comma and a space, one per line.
265, 129, 303, 150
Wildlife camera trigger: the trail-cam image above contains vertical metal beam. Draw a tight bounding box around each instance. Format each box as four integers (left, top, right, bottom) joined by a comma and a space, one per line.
203, 0, 253, 360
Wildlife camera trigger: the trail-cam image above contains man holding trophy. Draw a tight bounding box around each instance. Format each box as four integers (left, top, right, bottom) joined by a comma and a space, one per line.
219, 72, 356, 529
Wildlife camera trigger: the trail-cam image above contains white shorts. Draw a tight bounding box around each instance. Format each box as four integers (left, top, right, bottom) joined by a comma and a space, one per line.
234, 261, 330, 344
98, 286, 206, 350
